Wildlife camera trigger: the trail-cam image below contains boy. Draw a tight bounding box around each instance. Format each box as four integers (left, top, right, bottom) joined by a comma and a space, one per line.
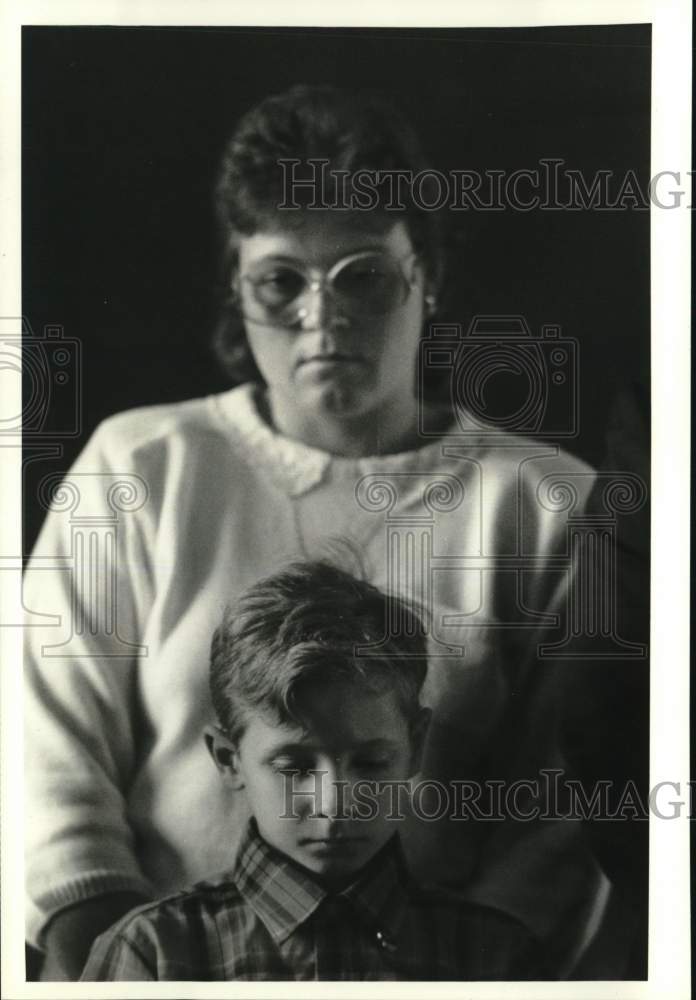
82, 561, 540, 981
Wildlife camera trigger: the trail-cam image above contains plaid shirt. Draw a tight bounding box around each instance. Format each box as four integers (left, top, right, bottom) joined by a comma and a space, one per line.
82, 822, 540, 981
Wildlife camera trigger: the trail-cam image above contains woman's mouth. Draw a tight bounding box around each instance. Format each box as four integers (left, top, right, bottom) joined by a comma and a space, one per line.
296, 354, 366, 380
299, 353, 362, 367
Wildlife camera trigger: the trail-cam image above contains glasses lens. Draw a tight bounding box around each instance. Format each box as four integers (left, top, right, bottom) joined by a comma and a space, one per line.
333, 254, 405, 316
245, 265, 306, 313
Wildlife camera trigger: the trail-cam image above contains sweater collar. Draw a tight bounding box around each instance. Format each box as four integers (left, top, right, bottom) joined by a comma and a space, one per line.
213, 383, 455, 498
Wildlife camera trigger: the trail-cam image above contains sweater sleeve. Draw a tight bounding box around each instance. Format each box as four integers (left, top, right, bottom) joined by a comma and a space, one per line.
24, 419, 156, 945
462, 448, 604, 962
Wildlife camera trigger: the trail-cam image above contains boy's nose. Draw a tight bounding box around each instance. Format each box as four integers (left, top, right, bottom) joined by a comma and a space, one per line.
316, 763, 349, 819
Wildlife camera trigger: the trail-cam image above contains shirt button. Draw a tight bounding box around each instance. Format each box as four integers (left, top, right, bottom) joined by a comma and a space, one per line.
375, 930, 397, 952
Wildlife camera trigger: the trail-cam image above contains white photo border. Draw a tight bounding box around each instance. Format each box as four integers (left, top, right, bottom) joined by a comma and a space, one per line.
1, 1, 690, 998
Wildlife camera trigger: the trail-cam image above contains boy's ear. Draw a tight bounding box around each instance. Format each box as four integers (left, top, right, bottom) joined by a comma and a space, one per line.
204, 725, 245, 790
408, 707, 432, 777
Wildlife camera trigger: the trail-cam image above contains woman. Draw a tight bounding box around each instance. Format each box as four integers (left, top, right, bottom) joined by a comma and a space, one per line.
25, 84, 597, 978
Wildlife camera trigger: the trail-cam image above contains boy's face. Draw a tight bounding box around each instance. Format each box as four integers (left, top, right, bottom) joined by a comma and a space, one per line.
207, 678, 428, 886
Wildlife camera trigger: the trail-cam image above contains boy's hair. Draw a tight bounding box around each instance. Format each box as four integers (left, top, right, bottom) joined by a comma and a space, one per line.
212, 83, 445, 384
210, 560, 428, 742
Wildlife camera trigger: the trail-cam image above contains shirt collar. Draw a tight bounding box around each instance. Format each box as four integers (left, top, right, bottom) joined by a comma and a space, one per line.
233, 821, 411, 946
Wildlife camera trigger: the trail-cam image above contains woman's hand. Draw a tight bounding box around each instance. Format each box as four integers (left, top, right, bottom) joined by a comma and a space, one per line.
39, 891, 150, 981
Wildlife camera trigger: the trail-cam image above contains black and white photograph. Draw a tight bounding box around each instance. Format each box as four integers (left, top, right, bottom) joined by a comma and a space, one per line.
1, 1, 691, 996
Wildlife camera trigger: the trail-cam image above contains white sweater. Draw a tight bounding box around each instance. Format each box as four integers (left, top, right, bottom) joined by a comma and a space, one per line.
24, 384, 596, 945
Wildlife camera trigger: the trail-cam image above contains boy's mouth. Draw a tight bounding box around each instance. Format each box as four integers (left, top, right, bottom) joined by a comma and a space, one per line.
302, 840, 366, 858
300, 834, 367, 848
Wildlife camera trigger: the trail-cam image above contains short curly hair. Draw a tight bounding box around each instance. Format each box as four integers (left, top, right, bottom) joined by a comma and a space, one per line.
212, 84, 445, 384
210, 559, 428, 742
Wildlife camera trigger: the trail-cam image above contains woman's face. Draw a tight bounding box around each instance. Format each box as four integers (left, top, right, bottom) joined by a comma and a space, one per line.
236, 214, 428, 435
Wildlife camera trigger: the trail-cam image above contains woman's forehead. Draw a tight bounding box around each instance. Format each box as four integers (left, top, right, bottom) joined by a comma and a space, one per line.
237, 215, 414, 268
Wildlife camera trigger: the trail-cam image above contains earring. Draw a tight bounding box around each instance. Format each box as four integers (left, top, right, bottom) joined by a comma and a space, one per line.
424, 294, 437, 316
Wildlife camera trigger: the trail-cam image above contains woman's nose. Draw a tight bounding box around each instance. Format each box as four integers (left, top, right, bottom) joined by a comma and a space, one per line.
296, 280, 348, 332
296, 280, 329, 329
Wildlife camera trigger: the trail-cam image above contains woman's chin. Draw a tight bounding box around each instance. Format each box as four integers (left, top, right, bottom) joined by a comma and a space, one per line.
301, 376, 370, 418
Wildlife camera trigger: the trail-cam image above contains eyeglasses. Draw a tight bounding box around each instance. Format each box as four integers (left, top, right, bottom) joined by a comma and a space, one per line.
233, 250, 420, 329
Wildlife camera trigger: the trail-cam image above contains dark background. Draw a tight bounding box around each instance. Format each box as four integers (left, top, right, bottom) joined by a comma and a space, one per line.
22, 24, 651, 550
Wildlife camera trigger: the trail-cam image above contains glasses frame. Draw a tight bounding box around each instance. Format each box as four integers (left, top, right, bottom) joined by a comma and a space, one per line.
232, 249, 421, 329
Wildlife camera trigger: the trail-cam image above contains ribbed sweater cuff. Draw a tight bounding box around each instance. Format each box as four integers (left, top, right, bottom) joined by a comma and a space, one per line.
29, 870, 155, 948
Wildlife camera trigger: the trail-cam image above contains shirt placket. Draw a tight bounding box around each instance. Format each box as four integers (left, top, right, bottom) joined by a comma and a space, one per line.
312, 896, 396, 981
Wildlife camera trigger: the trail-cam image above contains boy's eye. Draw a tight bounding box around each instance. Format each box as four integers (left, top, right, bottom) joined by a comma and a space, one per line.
271, 757, 315, 776
353, 757, 391, 772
